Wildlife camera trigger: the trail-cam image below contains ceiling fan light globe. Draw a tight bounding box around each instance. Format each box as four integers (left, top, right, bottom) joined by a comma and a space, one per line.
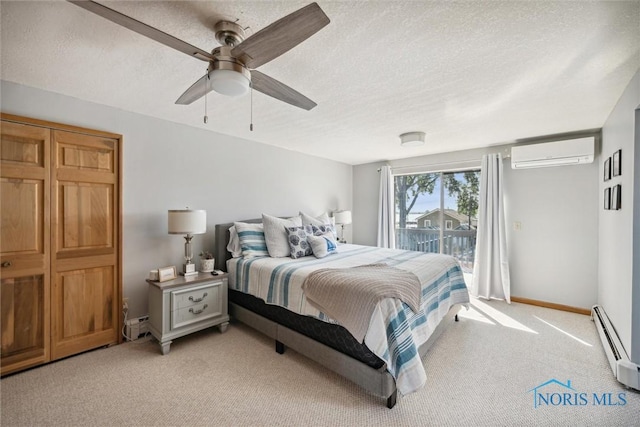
210, 69, 250, 97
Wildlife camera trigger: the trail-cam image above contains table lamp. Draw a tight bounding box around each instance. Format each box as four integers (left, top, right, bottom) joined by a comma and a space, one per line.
168, 209, 207, 276
333, 210, 352, 243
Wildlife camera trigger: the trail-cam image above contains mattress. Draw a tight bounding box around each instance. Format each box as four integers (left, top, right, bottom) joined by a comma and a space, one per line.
229, 289, 385, 369
227, 244, 470, 395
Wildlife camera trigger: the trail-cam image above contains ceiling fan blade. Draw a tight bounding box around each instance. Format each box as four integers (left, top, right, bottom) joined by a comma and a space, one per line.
251, 70, 317, 110
232, 3, 329, 69
175, 74, 214, 105
67, 1, 213, 62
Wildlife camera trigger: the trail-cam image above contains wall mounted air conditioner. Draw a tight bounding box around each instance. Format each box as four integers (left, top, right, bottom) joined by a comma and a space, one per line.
592, 305, 640, 390
511, 137, 594, 169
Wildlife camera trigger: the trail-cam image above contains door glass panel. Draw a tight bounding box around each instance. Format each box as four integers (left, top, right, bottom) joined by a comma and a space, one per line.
395, 170, 479, 273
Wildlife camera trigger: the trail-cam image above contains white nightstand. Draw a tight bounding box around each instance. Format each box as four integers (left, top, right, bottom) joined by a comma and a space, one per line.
147, 272, 229, 355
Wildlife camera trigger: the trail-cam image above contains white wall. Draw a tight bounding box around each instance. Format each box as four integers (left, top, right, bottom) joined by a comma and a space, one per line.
1, 81, 352, 318
353, 139, 600, 310
599, 68, 639, 363
503, 147, 599, 308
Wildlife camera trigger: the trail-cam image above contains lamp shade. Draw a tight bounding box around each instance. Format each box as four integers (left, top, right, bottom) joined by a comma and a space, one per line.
168, 209, 207, 235
333, 210, 352, 225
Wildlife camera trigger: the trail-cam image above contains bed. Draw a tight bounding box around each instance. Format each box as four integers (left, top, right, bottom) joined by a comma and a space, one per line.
213, 218, 469, 408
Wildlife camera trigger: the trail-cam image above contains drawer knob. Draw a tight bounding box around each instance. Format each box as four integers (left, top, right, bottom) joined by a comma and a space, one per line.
1, 261, 12, 268
188, 292, 208, 303
189, 304, 208, 315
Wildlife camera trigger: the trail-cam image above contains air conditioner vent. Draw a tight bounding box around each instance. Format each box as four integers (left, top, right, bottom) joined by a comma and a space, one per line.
511, 137, 594, 169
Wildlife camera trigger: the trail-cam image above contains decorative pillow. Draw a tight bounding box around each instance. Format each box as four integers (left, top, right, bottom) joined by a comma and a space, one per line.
308, 232, 339, 258
311, 224, 337, 238
262, 214, 302, 258
226, 225, 243, 258
286, 225, 315, 259
234, 222, 269, 258
300, 211, 333, 226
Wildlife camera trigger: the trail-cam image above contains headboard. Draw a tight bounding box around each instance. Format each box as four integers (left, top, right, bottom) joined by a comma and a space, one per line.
213, 218, 262, 272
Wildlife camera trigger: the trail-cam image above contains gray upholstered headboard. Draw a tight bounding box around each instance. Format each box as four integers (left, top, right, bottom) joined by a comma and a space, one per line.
213, 218, 262, 272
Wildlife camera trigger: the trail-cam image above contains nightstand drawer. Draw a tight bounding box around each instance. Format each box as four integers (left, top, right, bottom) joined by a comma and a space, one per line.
171, 301, 221, 329
171, 282, 220, 310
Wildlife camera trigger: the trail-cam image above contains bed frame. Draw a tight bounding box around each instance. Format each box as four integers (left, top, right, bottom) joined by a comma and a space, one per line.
213, 219, 460, 408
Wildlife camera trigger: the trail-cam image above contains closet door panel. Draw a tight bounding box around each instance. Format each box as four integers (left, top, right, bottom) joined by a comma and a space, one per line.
0, 120, 50, 375
57, 182, 114, 256
52, 266, 116, 358
51, 130, 119, 360
1, 276, 46, 371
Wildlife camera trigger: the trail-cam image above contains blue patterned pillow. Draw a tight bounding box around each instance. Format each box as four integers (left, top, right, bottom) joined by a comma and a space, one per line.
311, 224, 337, 239
308, 232, 339, 258
286, 225, 314, 259
234, 222, 269, 258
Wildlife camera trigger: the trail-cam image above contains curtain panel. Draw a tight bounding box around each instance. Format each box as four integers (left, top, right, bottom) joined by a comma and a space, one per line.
471, 153, 511, 302
377, 165, 395, 248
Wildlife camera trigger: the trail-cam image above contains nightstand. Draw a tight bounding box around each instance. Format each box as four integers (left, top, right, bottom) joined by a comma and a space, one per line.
147, 272, 229, 355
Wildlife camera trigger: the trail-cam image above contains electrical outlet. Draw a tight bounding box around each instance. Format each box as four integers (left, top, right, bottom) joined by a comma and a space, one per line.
123, 297, 129, 312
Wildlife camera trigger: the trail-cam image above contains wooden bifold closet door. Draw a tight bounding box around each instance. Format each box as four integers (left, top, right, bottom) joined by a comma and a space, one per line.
0, 121, 51, 374
1, 114, 122, 375
50, 130, 120, 360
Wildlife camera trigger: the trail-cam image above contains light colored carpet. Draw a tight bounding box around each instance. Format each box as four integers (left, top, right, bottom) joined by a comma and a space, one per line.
1, 298, 638, 426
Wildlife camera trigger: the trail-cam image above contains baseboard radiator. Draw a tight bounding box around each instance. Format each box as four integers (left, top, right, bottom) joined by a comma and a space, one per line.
592, 305, 640, 390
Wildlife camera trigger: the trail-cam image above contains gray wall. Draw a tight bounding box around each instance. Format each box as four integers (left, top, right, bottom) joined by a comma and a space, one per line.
599, 68, 639, 363
353, 142, 600, 309
1, 81, 352, 318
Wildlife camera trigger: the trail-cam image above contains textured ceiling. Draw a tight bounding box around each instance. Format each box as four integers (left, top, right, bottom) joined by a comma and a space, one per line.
1, 1, 639, 165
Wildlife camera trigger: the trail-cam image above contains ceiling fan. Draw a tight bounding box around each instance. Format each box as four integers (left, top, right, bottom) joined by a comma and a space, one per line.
67, 1, 330, 111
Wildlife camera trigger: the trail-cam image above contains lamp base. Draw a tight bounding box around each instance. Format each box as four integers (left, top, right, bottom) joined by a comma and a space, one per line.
181, 262, 198, 276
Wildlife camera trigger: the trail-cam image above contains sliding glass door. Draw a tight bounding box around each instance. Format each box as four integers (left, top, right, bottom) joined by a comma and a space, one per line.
394, 170, 480, 272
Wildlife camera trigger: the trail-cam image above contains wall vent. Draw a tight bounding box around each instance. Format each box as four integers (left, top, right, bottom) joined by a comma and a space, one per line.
511, 137, 594, 169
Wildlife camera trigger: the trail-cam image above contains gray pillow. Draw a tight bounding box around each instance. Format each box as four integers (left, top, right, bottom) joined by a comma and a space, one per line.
262, 214, 302, 257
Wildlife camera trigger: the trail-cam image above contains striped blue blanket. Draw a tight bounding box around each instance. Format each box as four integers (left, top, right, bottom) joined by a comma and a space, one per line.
227, 244, 469, 395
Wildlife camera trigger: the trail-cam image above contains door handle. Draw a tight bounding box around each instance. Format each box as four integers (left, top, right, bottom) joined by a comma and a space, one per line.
1, 261, 12, 268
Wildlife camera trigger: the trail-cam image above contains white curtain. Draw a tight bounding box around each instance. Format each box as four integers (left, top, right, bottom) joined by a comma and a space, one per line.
377, 165, 395, 248
471, 153, 511, 302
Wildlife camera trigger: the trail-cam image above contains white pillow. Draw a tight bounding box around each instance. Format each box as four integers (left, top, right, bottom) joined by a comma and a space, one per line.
226, 225, 243, 258
262, 214, 302, 257
308, 232, 339, 258
300, 211, 332, 226
234, 222, 269, 258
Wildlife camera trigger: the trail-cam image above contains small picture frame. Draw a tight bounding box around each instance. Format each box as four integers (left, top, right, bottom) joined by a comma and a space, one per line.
158, 265, 177, 282
604, 157, 611, 181
604, 187, 611, 210
612, 184, 621, 210
612, 149, 622, 177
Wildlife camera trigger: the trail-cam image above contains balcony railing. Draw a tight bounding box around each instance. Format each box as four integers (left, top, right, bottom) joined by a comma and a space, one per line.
395, 228, 476, 272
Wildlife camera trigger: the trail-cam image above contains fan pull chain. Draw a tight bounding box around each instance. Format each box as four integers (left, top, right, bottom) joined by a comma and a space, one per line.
249, 84, 254, 132
204, 72, 209, 124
